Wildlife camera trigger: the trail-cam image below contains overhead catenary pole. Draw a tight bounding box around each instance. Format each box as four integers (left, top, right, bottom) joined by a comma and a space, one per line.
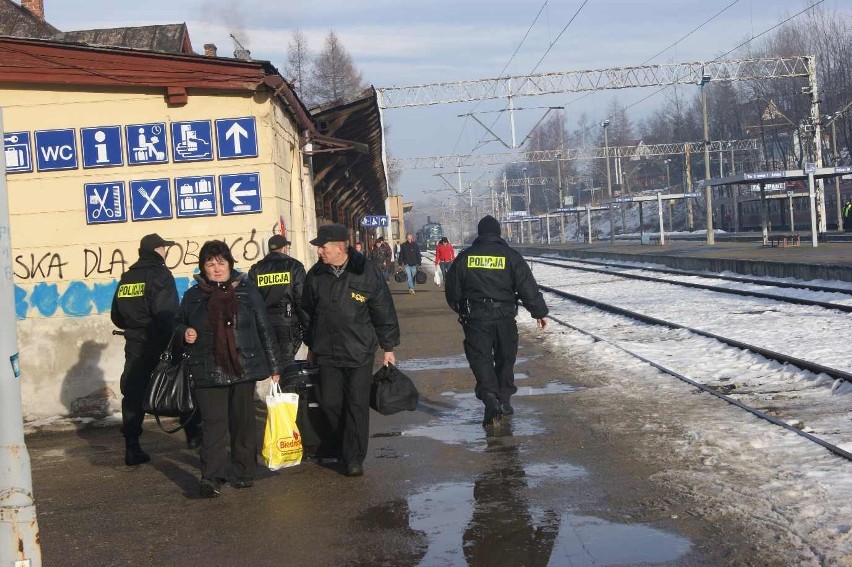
0, 110, 42, 567
700, 72, 715, 245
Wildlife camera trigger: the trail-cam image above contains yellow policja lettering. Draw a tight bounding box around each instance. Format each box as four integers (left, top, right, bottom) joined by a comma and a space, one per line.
117, 283, 145, 298
256, 272, 291, 287
467, 255, 506, 270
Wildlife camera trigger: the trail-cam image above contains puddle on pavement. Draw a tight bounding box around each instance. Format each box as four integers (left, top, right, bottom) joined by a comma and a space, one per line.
514, 372, 529, 380
397, 355, 529, 372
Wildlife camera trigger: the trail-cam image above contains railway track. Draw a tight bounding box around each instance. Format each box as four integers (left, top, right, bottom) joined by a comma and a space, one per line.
532, 260, 852, 463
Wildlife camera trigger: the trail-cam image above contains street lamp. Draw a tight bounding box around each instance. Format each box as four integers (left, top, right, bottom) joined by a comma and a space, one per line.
602, 120, 612, 199
664, 158, 672, 188
700, 71, 715, 245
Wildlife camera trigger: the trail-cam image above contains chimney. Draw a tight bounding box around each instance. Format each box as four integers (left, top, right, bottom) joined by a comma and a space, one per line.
21, 0, 44, 20
203, 43, 218, 57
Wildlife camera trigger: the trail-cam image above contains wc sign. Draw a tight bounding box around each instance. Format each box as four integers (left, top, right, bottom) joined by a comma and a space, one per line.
35, 129, 78, 171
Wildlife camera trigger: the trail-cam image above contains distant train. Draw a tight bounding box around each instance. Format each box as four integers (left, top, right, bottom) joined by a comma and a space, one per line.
718, 179, 852, 232
416, 220, 443, 250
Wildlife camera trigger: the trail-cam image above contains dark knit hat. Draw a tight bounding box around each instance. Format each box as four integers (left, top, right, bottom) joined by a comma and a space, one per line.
477, 215, 501, 236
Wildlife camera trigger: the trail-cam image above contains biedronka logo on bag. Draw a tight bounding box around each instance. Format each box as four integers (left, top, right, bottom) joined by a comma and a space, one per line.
262, 387, 304, 470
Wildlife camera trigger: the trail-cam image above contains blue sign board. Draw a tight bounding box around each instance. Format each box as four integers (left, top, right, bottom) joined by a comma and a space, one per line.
361, 215, 389, 227
35, 129, 78, 171
220, 173, 262, 215
215, 117, 258, 160
81, 125, 123, 168
126, 123, 169, 165
175, 175, 217, 217
84, 182, 127, 224
130, 179, 172, 221
171, 121, 213, 162
4, 131, 32, 173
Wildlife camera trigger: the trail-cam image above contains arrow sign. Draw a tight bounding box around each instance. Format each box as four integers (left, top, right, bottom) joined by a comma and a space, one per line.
229, 181, 257, 205
226, 122, 248, 154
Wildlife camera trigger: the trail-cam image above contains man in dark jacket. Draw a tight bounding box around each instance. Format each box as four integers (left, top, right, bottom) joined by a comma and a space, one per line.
370, 236, 393, 282
397, 233, 422, 294
111, 233, 201, 465
445, 215, 548, 428
302, 224, 400, 477
248, 234, 307, 361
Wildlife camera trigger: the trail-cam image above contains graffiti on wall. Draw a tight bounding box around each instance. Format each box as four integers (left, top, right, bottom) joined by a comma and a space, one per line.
14, 228, 274, 319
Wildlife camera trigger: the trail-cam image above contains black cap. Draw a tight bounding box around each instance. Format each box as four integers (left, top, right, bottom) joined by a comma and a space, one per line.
310, 224, 349, 246
140, 233, 175, 251
477, 215, 501, 236
268, 234, 291, 250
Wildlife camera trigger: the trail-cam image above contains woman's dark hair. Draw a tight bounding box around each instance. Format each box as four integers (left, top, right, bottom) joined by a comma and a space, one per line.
198, 240, 235, 273
440, 237, 449, 244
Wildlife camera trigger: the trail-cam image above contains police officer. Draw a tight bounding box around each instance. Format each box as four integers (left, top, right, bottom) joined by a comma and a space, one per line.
111, 233, 201, 465
248, 235, 308, 361
302, 224, 400, 477
444, 215, 548, 428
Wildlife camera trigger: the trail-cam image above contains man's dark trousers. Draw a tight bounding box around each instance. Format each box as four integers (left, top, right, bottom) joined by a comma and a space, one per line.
273, 323, 302, 361
462, 317, 519, 405
317, 363, 372, 466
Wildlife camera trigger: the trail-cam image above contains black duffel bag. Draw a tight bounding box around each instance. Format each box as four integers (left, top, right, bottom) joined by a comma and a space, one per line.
414, 267, 427, 285
394, 268, 407, 283
370, 363, 418, 415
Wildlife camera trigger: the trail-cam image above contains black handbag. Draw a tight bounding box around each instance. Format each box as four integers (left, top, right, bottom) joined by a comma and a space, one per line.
370, 363, 418, 415
394, 268, 407, 283
414, 268, 427, 285
143, 333, 195, 433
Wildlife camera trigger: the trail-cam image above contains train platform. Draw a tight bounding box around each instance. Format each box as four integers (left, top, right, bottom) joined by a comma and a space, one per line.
21, 270, 821, 566
518, 237, 852, 282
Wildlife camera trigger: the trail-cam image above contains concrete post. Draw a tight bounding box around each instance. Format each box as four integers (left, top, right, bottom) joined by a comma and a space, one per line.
0, 110, 42, 567
657, 193, 666, 246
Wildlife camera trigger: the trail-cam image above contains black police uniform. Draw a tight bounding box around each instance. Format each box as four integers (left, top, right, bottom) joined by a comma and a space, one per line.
301, 249, 400, 470
248, 252, 308, 361
444, 226, 548, 422
110, 249, 201, 460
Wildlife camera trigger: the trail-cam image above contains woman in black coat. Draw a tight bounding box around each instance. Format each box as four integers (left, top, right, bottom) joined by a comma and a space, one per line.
176, 240, 282, 497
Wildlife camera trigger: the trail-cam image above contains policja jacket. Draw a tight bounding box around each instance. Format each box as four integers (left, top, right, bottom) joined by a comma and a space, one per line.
302, 249, 400, 367
110, 249, 178, 348
248, 252, 308, 329
444, 233, 548, 322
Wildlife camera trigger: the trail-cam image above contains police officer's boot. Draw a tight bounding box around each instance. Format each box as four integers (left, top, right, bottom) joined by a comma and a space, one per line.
482, 393, 503, 428
125, 437, 150, 466
501, 397, 514, 416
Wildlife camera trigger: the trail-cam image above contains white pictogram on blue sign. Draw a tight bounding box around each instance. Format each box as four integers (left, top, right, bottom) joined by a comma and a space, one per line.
171, 121, 213, 162
81, 125, 123, 168
175, 175, 217, 217
4, 131, 32, 173
215, 117, 258, 159
361, 215, 390, 227
84, 182, 127, 224
126, 123, 168, 165
35, 129, 78, 171
220, 173, 262, 215
130, 179, 172, 221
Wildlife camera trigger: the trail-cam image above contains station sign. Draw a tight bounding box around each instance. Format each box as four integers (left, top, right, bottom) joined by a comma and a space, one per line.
615, 197, 633, 203
171, 120, 213, 162
129, 178, 172, 221
836, 166, 852, 174
81, 125, 124, 168
805, 162, 816, 174
35, 128, 78, 171
126, 123, 168, 165
175, 175, 217, 217
84, 181, 127, 224
220, 173, 262, 215
215, 117, 258, 159
744, 171, 784, 180
361, 215, 389, 227
683, 192, 700, 198
4, 131, 32, 173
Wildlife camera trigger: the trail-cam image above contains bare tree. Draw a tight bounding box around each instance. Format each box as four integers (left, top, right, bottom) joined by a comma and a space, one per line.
284, 29, 313, 105
309, 30, 367, 105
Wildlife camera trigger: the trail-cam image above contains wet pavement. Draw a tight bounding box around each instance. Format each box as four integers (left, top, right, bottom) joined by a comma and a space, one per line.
26, 279, 772, 566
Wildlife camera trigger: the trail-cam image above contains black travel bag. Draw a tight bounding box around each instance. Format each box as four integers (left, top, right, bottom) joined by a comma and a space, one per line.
414, 268, 427, 285
278, 360, 336, 458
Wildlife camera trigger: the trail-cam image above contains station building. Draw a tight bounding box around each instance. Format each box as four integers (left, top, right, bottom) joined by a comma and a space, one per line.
0, 0, 391, 419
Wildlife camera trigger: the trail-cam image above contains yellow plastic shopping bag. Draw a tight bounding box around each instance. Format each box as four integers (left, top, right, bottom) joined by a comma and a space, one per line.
262, 382, 303, 470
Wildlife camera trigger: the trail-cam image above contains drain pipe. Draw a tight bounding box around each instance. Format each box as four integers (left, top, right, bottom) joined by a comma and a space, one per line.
0, 111, 42, 567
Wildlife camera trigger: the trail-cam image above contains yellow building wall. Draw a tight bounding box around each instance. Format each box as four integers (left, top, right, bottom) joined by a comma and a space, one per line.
0, 85, 316, 420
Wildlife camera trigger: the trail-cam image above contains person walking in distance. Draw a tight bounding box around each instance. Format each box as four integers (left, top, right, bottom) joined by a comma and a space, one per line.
444, 215, 548, 428
248, 235, 308, 362
398, 233, 422, 295
302, 224, 400, 477
434, 236, 455, 283
111, 233, 202, 466
370, 236, 394, 282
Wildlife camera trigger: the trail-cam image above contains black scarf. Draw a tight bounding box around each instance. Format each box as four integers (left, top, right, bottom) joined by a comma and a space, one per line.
198, 278, 242, 376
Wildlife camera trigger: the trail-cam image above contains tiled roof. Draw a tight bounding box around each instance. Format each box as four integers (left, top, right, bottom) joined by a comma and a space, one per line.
58, 23, 192, 54
0, 0, 60, 39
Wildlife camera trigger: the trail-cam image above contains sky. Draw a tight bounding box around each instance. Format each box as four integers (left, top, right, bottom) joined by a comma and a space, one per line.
40, 0, 851, 221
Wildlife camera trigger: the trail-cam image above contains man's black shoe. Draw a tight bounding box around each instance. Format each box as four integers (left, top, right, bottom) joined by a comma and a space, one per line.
124, 440, 150, 466
199, 478, 223, 498
482, 393, 503, 428
186, 435, 203, 450
501, 403, 514, 415
345, 463, 364, 477
233, 479, 254, 489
